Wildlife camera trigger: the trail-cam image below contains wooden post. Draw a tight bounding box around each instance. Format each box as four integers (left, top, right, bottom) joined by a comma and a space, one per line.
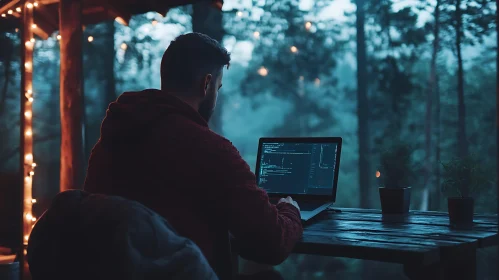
59, 0, 84, 191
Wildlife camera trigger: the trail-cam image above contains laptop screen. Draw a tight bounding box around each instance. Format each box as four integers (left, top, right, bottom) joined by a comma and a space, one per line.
256, 139, 341, 198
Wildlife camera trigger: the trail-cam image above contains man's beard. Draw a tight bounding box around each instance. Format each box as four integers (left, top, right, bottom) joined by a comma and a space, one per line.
198, 96, 215, 123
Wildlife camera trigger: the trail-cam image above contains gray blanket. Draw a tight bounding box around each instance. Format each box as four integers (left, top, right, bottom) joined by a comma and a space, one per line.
27, 190, 218, 280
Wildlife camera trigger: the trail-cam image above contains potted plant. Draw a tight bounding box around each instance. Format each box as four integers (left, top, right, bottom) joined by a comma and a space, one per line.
377, 144, 415, 214
441, 154, 492, 226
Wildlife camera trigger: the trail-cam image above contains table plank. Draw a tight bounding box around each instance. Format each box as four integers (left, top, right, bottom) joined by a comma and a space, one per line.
315, 208, 498, 247
294, 208, 498, 266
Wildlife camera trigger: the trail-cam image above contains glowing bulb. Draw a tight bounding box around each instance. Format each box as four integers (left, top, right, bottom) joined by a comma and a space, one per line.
57, 35, 61, 40
27, 3, 33, 9
152, 20, 158, 26
87, 36, 94, 42
27, 89, 32, 94
25, 62, 32, 70
24, 235, 29, 241
24, 176, 30, 182
1, 14, 5, 17
30, 38, 35, 43
16, 7, 21, 12
25, 130, 32, 136
236, 11, 243, 17
121, 43, 127, 50
258, 66, 268, 77
25, 41, 33, 48
376, 171, 381, 178
115, 17, 127, 25
7, 10, 13, 14
32, 163, 37, 168
31, 217, 36, 222
34, 2, 38, 7
305, 21, 312, 30
253, 31, 260, 39
29, 171, 34, 176
25, 111, 32, 118
25, 153, 33, 161
31, 24, 37, 29
26, 213, 32, 220
31, 199, 37, 203
15, 28, 19, 32
290, 46, 298, 53
314, 78, 321, 86
28, 97, 34, 103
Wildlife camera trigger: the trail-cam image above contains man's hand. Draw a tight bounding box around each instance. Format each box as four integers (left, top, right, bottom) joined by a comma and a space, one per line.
278, 196, 300, 211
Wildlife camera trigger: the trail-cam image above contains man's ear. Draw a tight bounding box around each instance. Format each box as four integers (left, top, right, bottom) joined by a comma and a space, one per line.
202, 74, 213, 96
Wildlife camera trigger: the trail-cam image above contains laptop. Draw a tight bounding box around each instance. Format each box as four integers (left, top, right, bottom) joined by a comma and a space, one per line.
255, 137, 342, 222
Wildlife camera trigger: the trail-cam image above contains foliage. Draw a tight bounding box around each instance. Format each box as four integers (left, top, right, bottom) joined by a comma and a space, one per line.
225, 0, 345, 136
377, 144, 417, 188
441, 154, 494, 198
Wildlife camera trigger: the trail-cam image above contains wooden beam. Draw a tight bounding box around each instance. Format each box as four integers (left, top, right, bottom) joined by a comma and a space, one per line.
59, 0, 84, 192
0, 0, 21, 15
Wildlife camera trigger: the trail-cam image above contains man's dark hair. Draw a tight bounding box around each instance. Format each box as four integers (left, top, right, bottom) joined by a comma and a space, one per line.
160, 32, 231, 91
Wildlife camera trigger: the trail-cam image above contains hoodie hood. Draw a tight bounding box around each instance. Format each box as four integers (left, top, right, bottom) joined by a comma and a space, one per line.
100, 89, 208, 147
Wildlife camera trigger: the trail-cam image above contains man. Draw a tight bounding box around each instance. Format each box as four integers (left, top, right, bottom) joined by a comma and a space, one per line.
84, 33, 303, 279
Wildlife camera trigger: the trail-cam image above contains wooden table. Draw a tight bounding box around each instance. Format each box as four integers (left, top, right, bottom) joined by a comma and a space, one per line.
293, 208, 498, 280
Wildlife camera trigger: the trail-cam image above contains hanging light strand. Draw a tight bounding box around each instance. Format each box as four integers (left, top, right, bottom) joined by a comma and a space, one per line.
22, 1, 37, 247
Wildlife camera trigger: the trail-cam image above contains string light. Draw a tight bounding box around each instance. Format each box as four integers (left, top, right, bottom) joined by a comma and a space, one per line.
16, 7, 21, 12
30, 38, 35, 43
24, 111, 32, 118
152, 20, 158, 26
25, 129, 32, 136
87, 36, 94, 42
1, 14, 5, 17
115, 17, 127, 26
26, 3, 33, 9
305, 21, 312, 30
121, 43, 127, 50
236, 11, 243, 17
290, 46, 298, 53
33, 2, 38, 7
24, 62, 32, 70
31, 24, 37, 29
31, 199, 36, 203
57, 35, 61, 40
258, 66, 268, 76
253, 31, 260, 39
7, 10, 13, 14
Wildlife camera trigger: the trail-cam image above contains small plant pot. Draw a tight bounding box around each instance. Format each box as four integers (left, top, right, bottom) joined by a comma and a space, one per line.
447, 197, 474, 226
379, 187, 411, 214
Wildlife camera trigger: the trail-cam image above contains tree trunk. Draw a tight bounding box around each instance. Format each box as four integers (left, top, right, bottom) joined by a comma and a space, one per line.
356, 0, 370, 208
59, 0, 84, 191
424, 0, 441, 211
432, 0, 441, 211
192, 2, 225, 135
495, 0, 499, 264
455, 0, 468, 160
103, 21, 116, 107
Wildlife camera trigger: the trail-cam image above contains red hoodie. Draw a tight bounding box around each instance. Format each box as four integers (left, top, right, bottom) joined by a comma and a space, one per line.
84, 89, 303, 279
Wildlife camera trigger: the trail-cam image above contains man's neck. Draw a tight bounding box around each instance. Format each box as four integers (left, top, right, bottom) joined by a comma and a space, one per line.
163, 90, 200, 111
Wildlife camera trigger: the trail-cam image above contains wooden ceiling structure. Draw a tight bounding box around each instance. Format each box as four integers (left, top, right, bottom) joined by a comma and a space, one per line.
0, 0, 223, 37
0, 1, 223, 279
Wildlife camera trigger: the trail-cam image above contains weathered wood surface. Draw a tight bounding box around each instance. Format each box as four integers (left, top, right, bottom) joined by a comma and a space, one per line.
59, 0, 84, 191
295, 208, 498, 267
